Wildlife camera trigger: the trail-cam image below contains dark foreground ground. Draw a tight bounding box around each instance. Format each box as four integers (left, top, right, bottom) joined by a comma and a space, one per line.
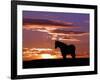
23, 58, 89, 69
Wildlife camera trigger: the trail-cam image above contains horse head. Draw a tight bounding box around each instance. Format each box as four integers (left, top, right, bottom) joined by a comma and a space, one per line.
55, 40, 58, 49
55, 40, 63, 49
55, 40, 68, 48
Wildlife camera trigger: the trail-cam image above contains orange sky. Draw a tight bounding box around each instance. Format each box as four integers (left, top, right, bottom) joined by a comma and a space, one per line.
23, 11, 89, 61
23, 48, 89, 61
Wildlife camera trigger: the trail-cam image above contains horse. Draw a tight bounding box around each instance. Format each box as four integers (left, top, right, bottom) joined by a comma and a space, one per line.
55, 40, 76, 59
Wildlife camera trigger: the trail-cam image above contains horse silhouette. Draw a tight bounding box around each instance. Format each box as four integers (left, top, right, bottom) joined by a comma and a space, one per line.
55, 40, 76, 59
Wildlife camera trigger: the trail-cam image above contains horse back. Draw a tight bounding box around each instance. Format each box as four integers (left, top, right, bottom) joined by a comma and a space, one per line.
63, 44, 75, 53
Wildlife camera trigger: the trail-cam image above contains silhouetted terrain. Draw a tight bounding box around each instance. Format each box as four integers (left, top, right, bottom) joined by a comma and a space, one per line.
23, 58, 89, 69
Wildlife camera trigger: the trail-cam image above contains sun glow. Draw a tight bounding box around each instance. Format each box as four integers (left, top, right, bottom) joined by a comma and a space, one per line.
23, 48, 89, 61
40, 54, 56, 59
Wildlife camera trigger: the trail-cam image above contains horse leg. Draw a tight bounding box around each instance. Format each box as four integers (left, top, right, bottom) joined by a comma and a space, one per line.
62, 54, 66, 59
71, 52, 75, 59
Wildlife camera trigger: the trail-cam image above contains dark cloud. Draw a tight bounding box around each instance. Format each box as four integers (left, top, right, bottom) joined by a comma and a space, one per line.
50, 29, 89, 36
23, 18, 77, 27
50, 29, 87, 34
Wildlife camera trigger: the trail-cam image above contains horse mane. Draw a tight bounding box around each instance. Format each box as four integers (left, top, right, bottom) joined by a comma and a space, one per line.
55, 40, 67, 46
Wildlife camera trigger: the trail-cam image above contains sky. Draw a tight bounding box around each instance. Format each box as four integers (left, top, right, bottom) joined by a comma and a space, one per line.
22, 11, 89, 60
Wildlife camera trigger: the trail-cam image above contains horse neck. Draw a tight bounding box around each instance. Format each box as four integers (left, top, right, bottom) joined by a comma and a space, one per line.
58, 42, 65, 48
55, 41, 66, 48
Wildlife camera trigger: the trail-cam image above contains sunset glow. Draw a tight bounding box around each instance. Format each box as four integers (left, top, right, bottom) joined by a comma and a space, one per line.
23, 48, 89, 61
40, 54, 56, 59
23, 11, 90, 61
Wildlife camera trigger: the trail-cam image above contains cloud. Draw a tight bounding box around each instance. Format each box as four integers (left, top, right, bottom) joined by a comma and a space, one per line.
23, 18, 75, 26
51, 34, 80, 42
24, 27, 85, 42
23, 19, 88, 42
58, 38, 80, 42
23, 47, 89, 61
49, 29, 89, 36
23, 19, 79, 30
